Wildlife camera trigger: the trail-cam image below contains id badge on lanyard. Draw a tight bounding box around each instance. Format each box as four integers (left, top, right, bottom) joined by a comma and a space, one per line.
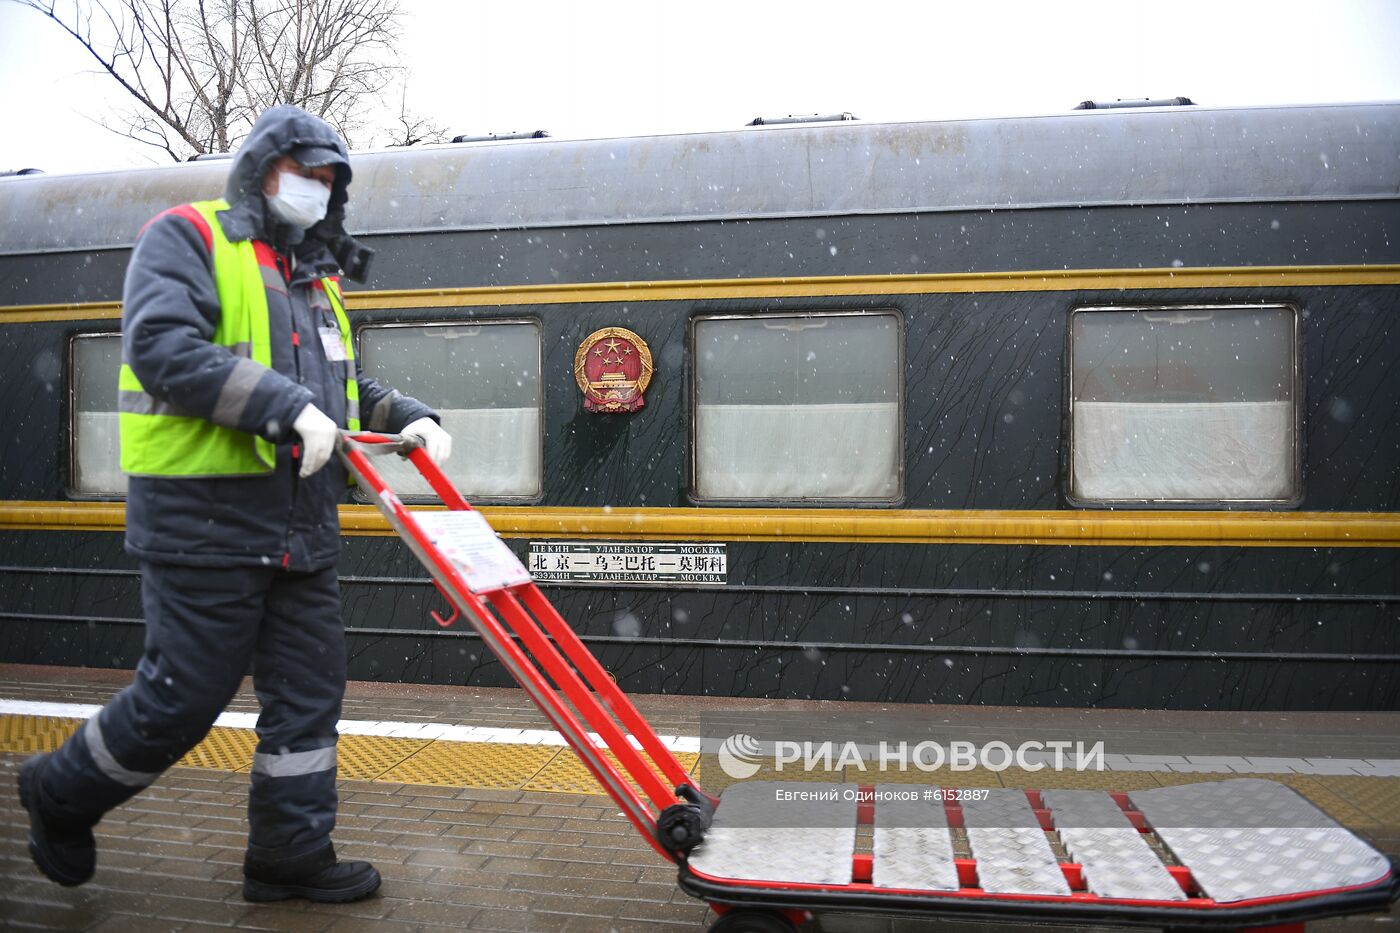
319, 327, 348, 362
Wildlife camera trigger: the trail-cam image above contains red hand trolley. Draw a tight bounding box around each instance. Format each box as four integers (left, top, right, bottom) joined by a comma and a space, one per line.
340, 432, 1399, 933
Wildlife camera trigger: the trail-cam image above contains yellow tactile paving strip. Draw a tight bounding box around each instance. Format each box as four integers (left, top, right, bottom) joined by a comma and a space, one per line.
381, 741, 559, 789
335, 735, 432, 781
524, 748, 701, 795
175, 726, 258, 771
1283, 775, 1378, 829
0, 714, 82, 754
1, 714, 1397, 830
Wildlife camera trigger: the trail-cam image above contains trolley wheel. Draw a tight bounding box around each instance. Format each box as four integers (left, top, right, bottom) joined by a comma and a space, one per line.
708, 909, 799, 933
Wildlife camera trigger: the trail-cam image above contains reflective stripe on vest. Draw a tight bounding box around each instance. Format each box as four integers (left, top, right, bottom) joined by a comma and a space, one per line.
323, 277, 361, 431
119, 199, 358, 475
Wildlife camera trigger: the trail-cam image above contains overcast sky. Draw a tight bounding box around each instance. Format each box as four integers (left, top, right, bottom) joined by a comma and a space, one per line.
3, 0, 1399, 175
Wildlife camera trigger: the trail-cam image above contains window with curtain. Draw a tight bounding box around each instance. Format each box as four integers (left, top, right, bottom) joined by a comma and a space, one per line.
358, 321, 542, 500
692, 312, 901, 500
70, 334, 126, 497
1070, 305, 1298, 502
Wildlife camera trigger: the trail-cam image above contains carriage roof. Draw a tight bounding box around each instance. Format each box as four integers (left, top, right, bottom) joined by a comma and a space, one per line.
2, 100, 1397, 256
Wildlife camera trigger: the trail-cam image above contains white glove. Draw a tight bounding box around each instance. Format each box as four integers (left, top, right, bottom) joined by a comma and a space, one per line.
401, 417, 452, 464
292, 404, 338, 478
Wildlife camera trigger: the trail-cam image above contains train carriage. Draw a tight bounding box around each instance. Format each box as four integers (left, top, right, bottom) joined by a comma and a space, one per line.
1, 100, 1397, 710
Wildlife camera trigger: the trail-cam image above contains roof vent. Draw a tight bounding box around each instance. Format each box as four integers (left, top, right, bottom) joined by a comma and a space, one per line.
450, 130, 551, 143
747, 112, 858, 126
1073, 97, 1195, 110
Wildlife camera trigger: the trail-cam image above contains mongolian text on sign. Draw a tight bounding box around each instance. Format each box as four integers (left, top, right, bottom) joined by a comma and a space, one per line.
528, 542, 727, 585
414, 510, 533, 593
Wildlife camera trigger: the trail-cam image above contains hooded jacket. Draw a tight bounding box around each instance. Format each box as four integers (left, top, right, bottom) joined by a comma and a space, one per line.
121, 105, 435, 570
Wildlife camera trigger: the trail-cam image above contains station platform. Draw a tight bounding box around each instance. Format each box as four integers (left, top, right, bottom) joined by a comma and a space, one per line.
2, 662, 1397, 932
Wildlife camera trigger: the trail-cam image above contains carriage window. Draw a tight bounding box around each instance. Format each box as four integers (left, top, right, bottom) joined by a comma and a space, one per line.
1070, 305, 1298, 503
692, 312, 901, 500
358, 321, 542, 500
70, 334, 126, 497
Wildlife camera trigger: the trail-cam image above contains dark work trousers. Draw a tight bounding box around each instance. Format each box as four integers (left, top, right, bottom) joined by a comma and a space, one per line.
34, 561, 347, 860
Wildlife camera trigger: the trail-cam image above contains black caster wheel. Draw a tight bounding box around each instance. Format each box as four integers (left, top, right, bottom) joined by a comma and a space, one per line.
708, 909, 799, 933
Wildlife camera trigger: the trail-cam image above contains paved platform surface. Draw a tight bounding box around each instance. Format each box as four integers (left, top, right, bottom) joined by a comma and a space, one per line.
2, 664, 1397, 932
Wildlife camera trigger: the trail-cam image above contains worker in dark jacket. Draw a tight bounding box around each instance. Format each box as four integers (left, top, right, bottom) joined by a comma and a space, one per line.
17, 105, 450, 903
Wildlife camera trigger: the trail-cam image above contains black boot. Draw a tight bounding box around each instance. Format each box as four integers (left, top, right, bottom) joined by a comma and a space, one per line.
243, 841, 380, 903
17, 753, 97, 887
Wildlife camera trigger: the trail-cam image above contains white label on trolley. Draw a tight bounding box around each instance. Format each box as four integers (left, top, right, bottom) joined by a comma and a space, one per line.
527, 542, 727, 585
412, 510, 532, 593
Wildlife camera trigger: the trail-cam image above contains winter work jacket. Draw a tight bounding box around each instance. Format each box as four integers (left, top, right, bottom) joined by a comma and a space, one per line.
120, 198, 361, 476
121, 106, 435, 570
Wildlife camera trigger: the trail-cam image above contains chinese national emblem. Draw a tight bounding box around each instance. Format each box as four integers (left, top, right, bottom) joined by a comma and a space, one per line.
574, 327, 654, 413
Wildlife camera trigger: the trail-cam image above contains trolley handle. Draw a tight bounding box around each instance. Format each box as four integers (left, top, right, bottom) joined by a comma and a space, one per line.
338, 430, 423, 457
338, 429, 470, 512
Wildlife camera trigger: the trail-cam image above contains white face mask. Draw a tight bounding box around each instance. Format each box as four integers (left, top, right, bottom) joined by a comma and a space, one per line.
267, 170, 331, 229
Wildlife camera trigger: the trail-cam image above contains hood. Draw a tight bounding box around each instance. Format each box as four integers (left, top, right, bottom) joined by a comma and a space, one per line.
218, 105, 353, 251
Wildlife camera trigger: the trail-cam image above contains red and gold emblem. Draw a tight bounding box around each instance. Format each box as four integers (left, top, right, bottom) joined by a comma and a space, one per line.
574, 327, 653, 413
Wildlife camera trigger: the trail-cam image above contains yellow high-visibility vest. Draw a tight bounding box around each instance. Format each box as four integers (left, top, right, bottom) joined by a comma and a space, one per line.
119, 199, 359, 476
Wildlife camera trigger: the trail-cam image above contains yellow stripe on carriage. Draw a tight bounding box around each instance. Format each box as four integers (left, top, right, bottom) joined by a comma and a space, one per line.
2, 500, 1398, 548
2, 264, 1399, 323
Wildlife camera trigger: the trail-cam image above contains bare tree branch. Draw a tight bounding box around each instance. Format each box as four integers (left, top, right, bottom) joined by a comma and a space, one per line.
383, 81, 447, 148
8, 0, 416, 160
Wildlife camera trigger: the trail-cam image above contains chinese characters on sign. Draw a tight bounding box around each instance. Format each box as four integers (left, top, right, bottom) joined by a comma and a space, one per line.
528, 542, 727, 585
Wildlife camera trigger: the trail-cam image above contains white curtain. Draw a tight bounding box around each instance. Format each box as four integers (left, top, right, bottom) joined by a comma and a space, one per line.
374, 407, 541, 499
75, 412, 127, 496
696, 402, 899, 498
1073, 401, 1294, 500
